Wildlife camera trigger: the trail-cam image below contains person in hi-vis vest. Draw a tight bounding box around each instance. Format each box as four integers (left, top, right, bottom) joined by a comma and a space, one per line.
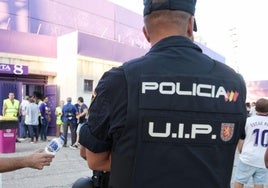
2, 92, 21, 143
2, 92, 20, 117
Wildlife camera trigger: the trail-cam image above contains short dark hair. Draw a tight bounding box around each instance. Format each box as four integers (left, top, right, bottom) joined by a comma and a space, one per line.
78, 97, 84, 103
67, 97, 72, 102
255, 98, 268, 113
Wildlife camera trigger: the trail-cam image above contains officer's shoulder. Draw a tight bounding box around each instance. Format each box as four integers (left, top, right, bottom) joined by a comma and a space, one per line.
123, 56, 145, 68
102, 66, 125, 81
104, 56, 145, 79
97, 65, 127, 94
212, 59, 240, 76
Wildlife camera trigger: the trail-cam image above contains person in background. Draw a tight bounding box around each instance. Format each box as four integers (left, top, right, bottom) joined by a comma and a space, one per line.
76, 0, 247, 187
70, 97, 88, 149
33, 91, 43, 107
0, 149, 54, 172
264, 145, 268, 168
245, 102, 251, 117
2, 92, 21, 143
249, 101, 256, 117
55, 100, 64, 137
25, 97, 40, 143
62, 97, 77, 147
234, 98, 268, 188
19, 95, 29, 140
33, 91, 43, 140
2, 92, 20, 117
39, 96, 50, 141
74, 102, 79, 141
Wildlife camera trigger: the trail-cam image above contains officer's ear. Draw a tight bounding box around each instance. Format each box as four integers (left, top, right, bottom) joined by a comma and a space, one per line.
187, 16, 194, 40
143, 26, 150, 43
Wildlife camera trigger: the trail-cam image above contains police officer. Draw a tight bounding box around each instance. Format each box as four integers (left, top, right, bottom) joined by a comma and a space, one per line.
77, 0, 247, 188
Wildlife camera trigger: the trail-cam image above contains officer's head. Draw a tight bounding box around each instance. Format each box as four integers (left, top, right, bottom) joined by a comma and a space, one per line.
255, 98, 268, 114
143, 0, 197, 45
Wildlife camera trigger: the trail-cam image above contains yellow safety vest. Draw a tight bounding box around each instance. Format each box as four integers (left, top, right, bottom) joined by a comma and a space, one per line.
3, 99, 19, 117
55, 106, 63, 125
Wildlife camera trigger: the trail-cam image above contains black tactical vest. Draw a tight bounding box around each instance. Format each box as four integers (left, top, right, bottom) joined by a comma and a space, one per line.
109, 40, 247, 188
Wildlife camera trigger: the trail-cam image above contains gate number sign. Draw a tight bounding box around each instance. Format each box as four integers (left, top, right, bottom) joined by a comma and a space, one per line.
0, 63, 28, 75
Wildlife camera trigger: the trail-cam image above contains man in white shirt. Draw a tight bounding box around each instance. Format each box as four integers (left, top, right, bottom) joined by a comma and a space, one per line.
19, 96, 29, 139
234, 98, 268, 188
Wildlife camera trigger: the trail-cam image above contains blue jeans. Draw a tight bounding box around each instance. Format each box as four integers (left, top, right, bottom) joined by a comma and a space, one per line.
19, 116, 27, 138
27, 124, 39, 142
63, 121, 77, 146
40, 118, 48, 141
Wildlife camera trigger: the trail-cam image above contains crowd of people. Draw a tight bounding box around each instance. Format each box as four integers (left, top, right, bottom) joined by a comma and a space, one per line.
2, 92, 51, 144
2, 92, 87, 149
0, 92, 89, 173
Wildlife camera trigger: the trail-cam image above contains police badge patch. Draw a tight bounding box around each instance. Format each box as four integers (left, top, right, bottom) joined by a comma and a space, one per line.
220, 123, 234, 141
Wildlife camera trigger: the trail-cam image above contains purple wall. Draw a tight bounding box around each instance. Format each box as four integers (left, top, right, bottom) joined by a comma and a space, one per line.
0, 0, 146, 49
0, 0, 224, 64
45, 85, 58, 136
0, 28, 147, 62
78, 32, 147, 62
0, 29, 57, 58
